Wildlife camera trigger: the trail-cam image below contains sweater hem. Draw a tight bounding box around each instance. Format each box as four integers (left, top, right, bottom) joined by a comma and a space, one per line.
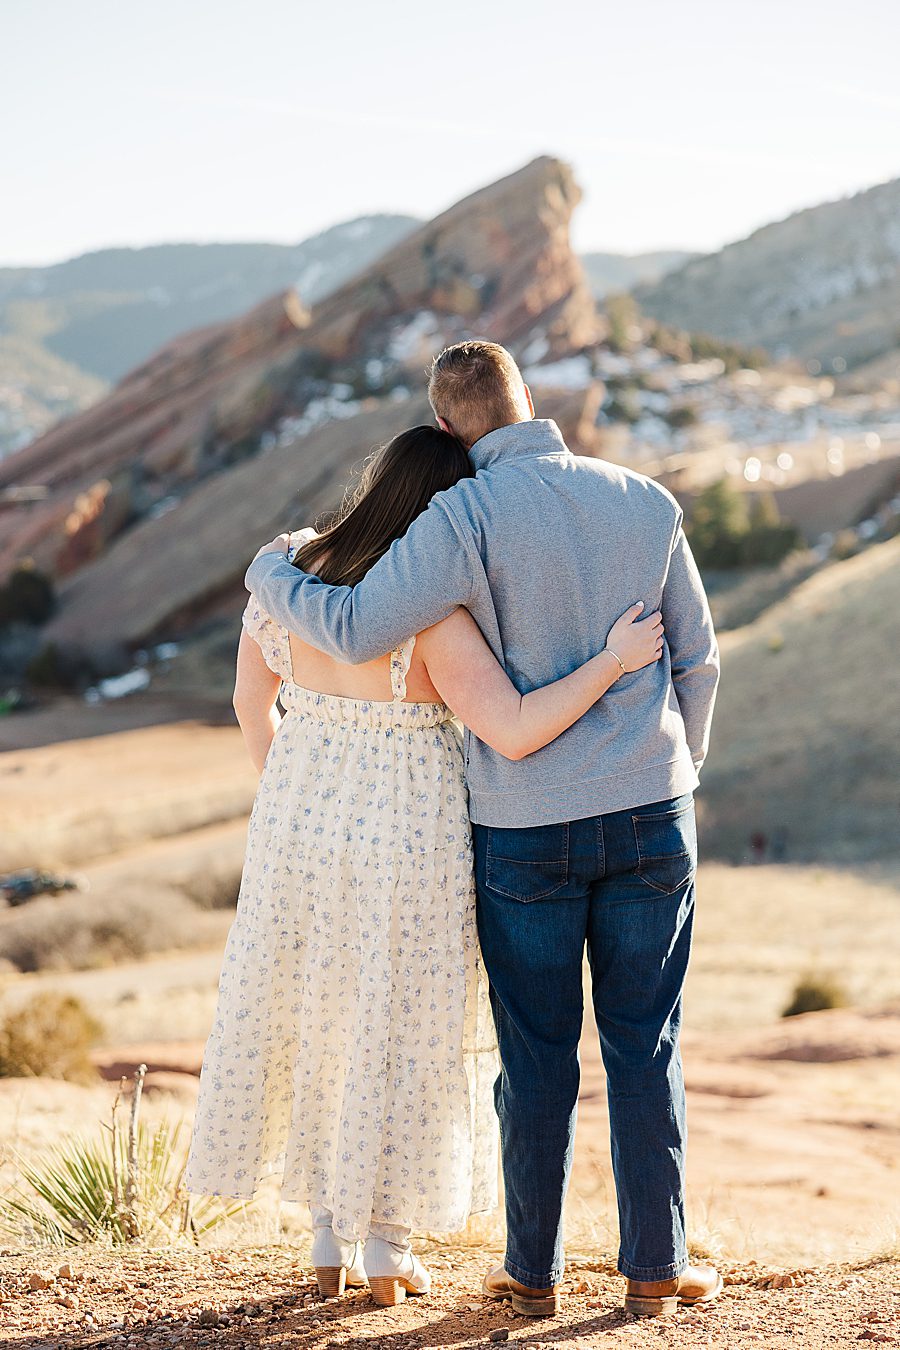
467, 755, 700, 827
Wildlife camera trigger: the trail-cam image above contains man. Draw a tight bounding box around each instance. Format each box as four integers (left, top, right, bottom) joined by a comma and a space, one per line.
245, 341, 721, 1319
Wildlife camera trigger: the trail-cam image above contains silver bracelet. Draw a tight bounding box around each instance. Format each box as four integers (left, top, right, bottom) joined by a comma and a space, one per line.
606, 646, 626, 675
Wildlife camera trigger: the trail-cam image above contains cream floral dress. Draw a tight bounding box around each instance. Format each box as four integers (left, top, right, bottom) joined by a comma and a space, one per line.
185, 532, 499, 1239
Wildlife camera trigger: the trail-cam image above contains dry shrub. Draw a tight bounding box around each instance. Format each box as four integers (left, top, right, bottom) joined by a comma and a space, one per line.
0, 884, 223, 973
0, 993, 100, 1082
178, 864, 243, 911
782, 972, 848, 1018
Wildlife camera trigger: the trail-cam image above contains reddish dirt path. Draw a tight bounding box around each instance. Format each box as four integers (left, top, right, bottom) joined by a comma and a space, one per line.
1, 1245, 898, 1348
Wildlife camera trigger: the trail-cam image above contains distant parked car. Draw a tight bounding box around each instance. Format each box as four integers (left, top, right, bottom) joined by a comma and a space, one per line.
0, 869, 85, 907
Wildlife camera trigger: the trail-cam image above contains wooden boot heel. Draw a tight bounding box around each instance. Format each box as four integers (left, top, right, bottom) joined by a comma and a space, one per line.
368, 1275, 407, 1306
315, 1266, 348, 1298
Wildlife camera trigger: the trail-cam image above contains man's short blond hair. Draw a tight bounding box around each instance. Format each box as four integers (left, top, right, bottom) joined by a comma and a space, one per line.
428, 340, 529, 447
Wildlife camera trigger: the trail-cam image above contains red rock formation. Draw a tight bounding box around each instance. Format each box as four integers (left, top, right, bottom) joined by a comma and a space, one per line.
305, 156, 598, 362
41, 397, 431, 655
1, 157, 598, 657
0, 291, 310, 578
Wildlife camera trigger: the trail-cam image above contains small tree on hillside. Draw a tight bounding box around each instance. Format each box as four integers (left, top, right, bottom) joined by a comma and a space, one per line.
0, 561, 56, 627
687, 480, 803, 570
688, 479, 749, 568
605, 293, 640, 353
745, 493, 805, 566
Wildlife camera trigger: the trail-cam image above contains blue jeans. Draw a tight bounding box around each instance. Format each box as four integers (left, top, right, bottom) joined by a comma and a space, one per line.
473, 793, 696, 1286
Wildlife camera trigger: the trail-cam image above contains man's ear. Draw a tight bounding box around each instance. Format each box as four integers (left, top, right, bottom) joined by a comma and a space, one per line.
436, 414, 455, 436
523, 383, 535, 419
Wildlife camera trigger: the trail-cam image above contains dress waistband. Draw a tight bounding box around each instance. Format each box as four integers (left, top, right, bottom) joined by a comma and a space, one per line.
280, 681, 452, 729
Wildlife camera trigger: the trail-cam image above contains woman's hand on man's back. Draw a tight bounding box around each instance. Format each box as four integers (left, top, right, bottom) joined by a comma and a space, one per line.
606, 603, 665, 673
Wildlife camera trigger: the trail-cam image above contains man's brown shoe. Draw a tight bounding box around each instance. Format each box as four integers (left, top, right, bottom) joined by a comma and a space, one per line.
624, 1263, 723, 1318
483, 1265, 561, 1317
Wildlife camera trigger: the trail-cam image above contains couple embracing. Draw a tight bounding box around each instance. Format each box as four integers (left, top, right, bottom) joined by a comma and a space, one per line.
185, 340, 721, 1320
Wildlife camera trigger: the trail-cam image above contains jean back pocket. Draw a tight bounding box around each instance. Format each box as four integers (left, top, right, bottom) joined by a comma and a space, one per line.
485, 822, 570, 903
632, 798, 697, 896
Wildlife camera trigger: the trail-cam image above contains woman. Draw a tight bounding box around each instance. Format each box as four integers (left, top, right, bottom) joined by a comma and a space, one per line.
184, 426, 664, 1307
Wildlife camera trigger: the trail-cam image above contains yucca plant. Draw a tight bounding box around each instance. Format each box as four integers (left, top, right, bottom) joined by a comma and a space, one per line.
0, 1066, 248, 1246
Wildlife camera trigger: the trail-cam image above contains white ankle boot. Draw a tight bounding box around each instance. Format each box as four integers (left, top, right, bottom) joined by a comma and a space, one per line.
311, 1224, 366, 1298
364, 1234, 431, 1306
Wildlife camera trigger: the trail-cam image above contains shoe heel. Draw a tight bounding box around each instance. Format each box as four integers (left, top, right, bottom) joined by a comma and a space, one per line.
624, 1293, 679, 1318
511, 1290, 560, 1317
369, 1276, 405, 1307
315, 1266, 348, 1298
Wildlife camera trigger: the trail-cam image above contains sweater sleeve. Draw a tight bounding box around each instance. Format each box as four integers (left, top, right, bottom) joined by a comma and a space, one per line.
661, 518, 720, 771
243, 499, 477, 663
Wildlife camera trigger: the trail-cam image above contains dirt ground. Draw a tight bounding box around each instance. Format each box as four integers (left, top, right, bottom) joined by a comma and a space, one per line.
1, 1244, 898, 1349
3, 714, 900, 1343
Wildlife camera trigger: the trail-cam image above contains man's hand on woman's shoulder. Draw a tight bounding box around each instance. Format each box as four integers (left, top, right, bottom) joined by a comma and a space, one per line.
252, 533, 291, 561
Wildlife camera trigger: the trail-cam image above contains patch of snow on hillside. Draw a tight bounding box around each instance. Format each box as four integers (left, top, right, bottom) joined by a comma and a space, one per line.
389, 312, 440, 362
524, 355, 593, 389
341, 220, 374, 240
296, 260, 326, 297
631, 415, 671, 446
595, 351, 634, 378
521, 334, 549, 364
85, 668, 151, 703
676, 359, 725, 384
277, 392, 363, 443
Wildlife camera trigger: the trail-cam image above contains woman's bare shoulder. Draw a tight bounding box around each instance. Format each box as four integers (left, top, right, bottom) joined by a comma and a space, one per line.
418, 607, 468, 638
416, 607, 483, 656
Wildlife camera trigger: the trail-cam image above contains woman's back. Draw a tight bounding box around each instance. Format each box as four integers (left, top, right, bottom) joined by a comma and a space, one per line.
286, 632, 442, 703
267, 530, 442, 704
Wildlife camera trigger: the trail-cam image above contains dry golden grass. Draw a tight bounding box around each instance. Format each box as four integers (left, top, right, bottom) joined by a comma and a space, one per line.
0, 722, 256, 871
688, 861, 900, 1032
700, 534, 900, 862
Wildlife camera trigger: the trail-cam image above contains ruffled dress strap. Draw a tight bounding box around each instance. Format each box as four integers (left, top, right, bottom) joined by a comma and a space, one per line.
286, 526, 318, 563
241, 527, 319, 680
389, 636, 417, 701
241, 594, 292, 680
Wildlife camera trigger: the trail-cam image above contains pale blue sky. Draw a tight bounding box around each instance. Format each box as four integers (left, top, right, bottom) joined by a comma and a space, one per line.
4, 0, 900, 266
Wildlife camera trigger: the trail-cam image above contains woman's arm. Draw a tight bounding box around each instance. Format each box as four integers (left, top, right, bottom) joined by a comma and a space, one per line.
233, 630, 283, 772
417, 604, 663, 761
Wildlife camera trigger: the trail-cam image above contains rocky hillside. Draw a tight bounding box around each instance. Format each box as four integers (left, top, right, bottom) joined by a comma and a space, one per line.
0, 156, 597, 665
4, 153, 900, 696
700, 534, 900, 863
0, 215, 418, 456
637, 176, 900, 370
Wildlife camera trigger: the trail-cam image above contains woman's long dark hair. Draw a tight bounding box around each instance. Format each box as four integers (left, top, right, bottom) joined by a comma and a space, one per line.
293, 426, 473, 587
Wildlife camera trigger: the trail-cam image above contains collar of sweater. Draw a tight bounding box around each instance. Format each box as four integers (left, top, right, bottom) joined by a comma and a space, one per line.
468, 418, 570, 471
